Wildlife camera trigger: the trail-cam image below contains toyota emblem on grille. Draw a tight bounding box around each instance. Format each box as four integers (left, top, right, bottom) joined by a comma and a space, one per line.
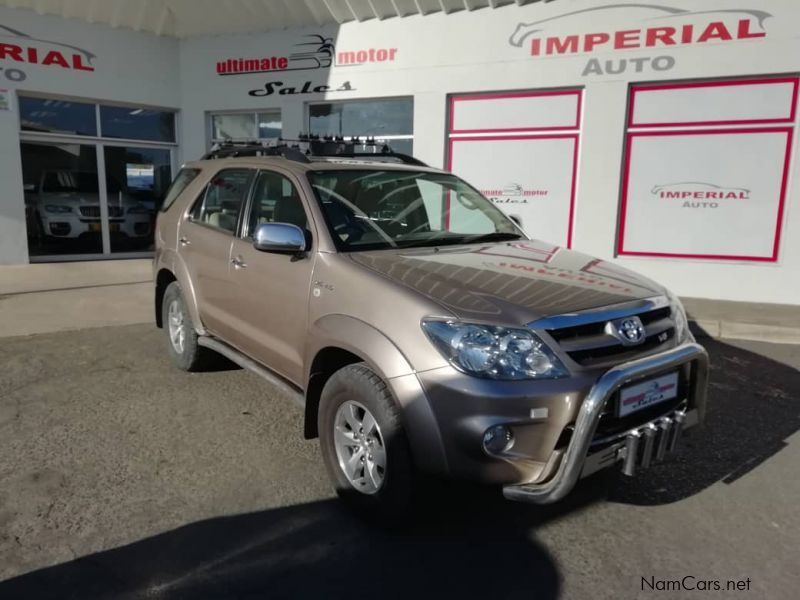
606, 315, 646, 346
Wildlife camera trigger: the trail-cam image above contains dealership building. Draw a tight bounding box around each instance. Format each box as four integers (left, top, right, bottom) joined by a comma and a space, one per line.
0, 0, 798, 305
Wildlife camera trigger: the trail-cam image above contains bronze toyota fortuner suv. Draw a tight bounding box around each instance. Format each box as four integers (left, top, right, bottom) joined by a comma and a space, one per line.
154, 140, 709, 516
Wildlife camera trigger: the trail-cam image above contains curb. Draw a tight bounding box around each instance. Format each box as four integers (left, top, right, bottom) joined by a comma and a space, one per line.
689, 319, 800, 345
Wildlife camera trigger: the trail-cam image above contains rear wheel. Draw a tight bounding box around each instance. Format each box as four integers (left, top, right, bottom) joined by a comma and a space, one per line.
319, 363, 416, 520
162, 281, 210, 371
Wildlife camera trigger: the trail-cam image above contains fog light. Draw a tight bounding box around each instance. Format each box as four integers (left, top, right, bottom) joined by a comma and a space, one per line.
483, 425, 514, 455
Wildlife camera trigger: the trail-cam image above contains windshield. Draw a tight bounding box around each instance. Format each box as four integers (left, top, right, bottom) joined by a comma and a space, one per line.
308, 170, 523, 251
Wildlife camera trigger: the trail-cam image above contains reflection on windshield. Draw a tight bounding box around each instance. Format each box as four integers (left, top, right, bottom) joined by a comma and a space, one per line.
308, 170, 523, 251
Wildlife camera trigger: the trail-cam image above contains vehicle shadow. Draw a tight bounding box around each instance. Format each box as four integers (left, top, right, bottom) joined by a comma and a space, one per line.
607, 334, 800, 506
0, 489, 575, 600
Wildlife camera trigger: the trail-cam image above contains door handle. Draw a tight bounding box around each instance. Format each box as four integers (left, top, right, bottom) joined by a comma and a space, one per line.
179, 236, 191, 246
231, 256, 247, 269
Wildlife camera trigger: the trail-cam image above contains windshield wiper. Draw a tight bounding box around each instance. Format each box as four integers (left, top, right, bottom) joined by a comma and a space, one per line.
396, 232, 523, 249
465, 232, 524, 243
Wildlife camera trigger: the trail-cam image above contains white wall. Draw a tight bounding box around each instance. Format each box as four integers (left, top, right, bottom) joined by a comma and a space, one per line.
0, 5, 180, 264
2, 1, 800, 306
176, 0, 800, 305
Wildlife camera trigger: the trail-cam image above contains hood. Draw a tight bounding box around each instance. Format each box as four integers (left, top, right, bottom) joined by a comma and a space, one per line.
349, 240, 665, 324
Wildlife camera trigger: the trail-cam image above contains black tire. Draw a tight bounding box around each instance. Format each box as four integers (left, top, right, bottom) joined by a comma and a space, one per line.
319, 363, 417, 520
161, 281, 211, 372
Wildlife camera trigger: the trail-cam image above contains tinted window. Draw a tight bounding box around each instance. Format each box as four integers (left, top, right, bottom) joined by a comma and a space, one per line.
19, 96, 97, 136
247, 171, 306, 236
162, 168, 200, 212
100, 105, 176, 142
191, 169, 254, 233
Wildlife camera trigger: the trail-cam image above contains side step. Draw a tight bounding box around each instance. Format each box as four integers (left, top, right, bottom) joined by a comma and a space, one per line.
198, 336, 305, 408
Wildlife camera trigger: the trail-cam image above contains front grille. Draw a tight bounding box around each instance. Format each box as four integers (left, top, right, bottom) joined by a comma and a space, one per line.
547, 305, 675, 368
79, 206, 124, 218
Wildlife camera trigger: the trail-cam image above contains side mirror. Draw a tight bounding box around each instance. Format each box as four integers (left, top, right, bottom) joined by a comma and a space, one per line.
508, 214, 523, 227
253, 222, 307, 254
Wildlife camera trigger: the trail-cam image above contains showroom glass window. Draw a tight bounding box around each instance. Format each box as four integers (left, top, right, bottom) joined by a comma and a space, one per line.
100, 105, 176, 142
19, 96, 97, 136
308, 98, 414, 154
18, 94, 177, 261
209, 110, 282, 145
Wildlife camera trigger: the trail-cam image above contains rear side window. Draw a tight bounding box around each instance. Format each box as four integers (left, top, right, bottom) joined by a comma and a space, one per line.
161, 168, 200, 212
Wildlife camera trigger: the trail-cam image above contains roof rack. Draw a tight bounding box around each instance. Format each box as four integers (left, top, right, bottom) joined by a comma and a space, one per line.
287, 134, 428, 166
202, 141, 310, 162
201, 135, 427, 167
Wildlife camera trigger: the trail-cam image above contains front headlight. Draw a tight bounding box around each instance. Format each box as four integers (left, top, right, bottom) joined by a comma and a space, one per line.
667, 291, 693, 344
421, 319, 568, 380
45, 204, 72, 214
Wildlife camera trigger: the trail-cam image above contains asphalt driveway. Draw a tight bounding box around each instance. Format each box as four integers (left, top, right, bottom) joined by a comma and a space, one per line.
0, 325, 798, 599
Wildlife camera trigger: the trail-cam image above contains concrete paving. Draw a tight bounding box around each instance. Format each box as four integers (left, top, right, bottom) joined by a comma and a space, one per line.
0, 325, 797, 599
0, 259, 152, 337
0, 259, 151, 295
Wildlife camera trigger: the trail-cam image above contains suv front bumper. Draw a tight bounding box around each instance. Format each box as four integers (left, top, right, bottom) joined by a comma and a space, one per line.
502, 342, 708, 504
406, 342, 708, 503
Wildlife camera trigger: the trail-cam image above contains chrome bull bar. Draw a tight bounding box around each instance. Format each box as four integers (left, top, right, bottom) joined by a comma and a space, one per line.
503, 342, 709, 504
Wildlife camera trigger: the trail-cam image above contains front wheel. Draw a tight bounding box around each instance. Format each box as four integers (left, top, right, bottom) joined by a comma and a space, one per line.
161, 281, 211, 371
318, 363, 416, 519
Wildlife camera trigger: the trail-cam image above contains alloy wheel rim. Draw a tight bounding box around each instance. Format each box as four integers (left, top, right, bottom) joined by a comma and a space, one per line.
167, 299, 186, 354
333, 400, 387, 494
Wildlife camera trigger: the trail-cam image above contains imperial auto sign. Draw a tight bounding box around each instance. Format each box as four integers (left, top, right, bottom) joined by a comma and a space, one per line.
0, 23, 95, 82
508, 4, 771, 76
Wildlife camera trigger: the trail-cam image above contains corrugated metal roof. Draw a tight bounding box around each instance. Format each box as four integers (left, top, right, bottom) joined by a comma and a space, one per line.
0, 0, 545, 37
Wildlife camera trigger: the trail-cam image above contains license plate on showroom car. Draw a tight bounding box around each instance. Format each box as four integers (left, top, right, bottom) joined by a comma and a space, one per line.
618, 371, 679, 417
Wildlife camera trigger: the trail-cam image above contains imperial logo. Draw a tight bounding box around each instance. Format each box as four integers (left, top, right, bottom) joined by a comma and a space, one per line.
508, 4, 771, 57
217, 34, 397, 76
652, 182, 750, 200
0, 23, 95, 72
481, 182, 549, 204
